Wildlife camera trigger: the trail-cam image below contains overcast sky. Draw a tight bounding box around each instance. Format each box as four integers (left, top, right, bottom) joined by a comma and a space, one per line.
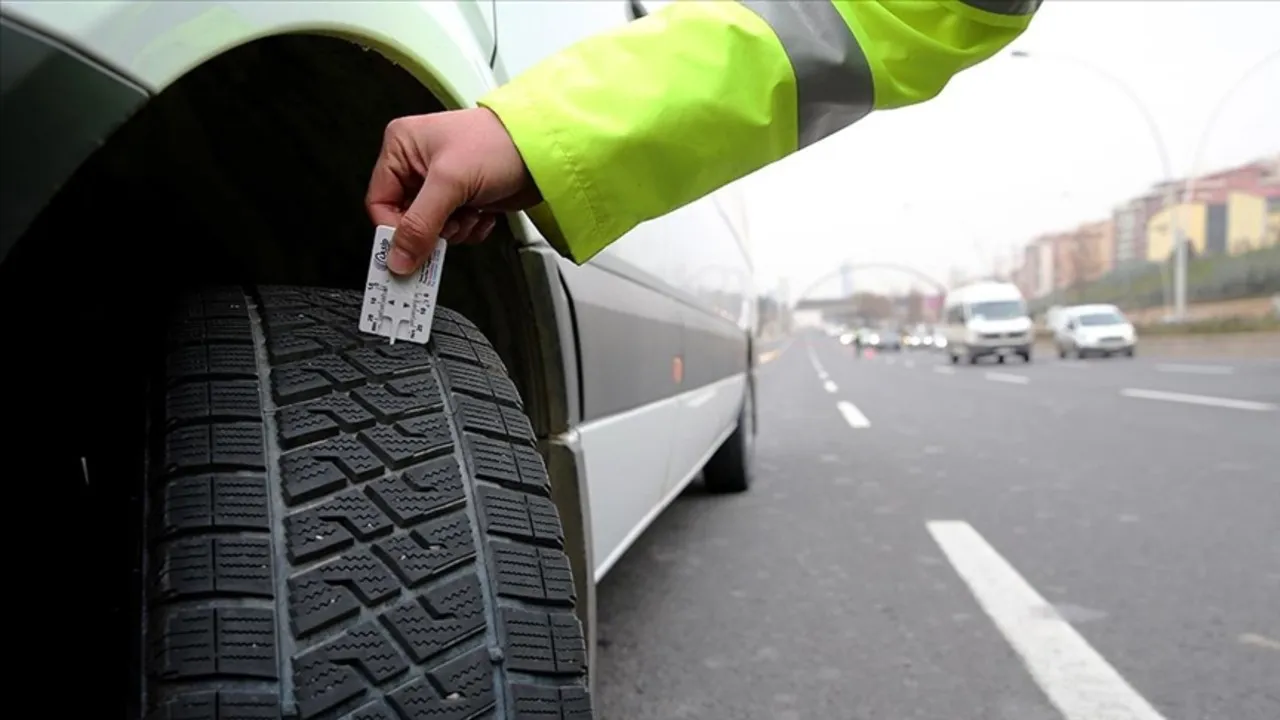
733, 0, 1280, 298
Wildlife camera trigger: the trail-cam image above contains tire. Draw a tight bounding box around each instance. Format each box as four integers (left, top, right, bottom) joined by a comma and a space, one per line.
703, 380, 755, 494
949, 352, 959, 365
144, 287, 591, 719
1021, 351, 1032, 363
1057, 344, 1066, 359
1125, 347, 1136, 358
966, 352, 979, 365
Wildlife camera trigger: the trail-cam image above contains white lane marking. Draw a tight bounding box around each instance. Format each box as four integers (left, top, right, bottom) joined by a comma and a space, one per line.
1155, 363, 1234, 375
1120, 388, 1275, 412
985, 372, 1030, 385
934, 366, 955, 375
1239, 633, 1280, 651
823, 380, 838, 393
927, 521, 1168, 720
836, 401, 871, 429
806, 341, 827, 378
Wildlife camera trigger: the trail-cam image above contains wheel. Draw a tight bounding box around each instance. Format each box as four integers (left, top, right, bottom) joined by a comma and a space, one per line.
949, 352, 959, 365
143, 288, 591, 719
966, 352, 979, 365
997, 354, 1006, 364
703, 379, 755, 493
1057, 344, 1066, 359
1021, 351, 1032, 363
1125, 347, 1136, 357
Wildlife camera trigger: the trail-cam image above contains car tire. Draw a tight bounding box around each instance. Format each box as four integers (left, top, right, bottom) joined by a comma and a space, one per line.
1057, 344, 1067, 359
1125, 347, 1135, 357
949, 351, 959, 365
703, 378, 755, 494
143, 287, 592, 720
966, 352, 979, 365
1021, 351, 1032, 363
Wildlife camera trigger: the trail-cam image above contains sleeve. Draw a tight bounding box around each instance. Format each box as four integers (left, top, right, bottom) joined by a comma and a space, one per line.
478, 0, 1041, 264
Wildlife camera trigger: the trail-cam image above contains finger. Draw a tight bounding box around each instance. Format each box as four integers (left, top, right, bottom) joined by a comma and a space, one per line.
448, 210, 482, 244
389, 176, 467, 275
462, 214, 498, 245
365, 154, 409, 227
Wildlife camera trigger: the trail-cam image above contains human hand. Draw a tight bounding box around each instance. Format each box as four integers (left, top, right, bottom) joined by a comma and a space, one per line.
365, 108, 541, 275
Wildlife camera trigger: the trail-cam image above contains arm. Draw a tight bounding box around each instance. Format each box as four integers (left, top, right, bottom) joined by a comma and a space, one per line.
479, 0, 1041, 263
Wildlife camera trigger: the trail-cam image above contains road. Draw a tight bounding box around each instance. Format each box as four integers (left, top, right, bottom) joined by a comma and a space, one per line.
595, 332, 1280, 720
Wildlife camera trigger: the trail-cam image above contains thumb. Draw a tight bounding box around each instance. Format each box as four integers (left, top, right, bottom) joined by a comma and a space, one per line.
388, 175, 466, 275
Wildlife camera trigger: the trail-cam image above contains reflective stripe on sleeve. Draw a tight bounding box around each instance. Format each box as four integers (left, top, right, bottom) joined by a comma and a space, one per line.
959, 0, 1042, 16
740, 0, 874, 148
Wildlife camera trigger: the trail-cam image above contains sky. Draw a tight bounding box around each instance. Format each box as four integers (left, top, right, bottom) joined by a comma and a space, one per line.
495, 1, 1280, 300
732, 1, 1280, 298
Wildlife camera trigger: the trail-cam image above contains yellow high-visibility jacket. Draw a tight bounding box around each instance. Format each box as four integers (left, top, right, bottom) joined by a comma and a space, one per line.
479, 0, 1041, 264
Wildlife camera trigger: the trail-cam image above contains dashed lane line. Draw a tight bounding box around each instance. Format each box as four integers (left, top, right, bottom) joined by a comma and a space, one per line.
1120, 388, 1275, 412
985, 372, 1030, 385
928, 521, 1168, 720
823, 380, 838, 393
1154, 363, 1234, 375
806, 341, 828, 380
836, 401, 871, 429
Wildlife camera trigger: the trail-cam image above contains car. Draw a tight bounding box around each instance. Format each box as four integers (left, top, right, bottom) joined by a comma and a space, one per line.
903, 323, 934, 349
876, 324, 904, 351
0, 2, 756, 718
940, 281, 1034, 364
1054, 304, 1137, 358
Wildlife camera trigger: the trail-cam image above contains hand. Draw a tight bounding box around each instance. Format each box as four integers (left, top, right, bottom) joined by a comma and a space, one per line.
365, 108, 542, 275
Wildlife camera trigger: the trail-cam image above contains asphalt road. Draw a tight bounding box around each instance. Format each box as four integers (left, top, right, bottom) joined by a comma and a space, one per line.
595, 332, 1280, 720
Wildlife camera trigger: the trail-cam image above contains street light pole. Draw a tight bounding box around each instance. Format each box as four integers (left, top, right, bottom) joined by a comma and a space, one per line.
1009, 49, 1179, 318
1181, 48, 1280, 256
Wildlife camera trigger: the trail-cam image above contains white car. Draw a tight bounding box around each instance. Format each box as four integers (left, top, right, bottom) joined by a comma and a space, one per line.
0, 2, 754, 717
940, 282, 1034, 364
1054, 304, 1137, 358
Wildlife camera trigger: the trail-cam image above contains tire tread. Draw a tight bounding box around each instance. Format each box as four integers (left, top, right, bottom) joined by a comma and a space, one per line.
144, 287, 589, 720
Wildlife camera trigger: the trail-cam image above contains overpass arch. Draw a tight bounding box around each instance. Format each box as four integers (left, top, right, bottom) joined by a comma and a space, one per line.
790, 262, 949, 309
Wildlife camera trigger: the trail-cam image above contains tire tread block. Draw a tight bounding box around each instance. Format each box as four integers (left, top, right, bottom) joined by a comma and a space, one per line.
145, 288, 590, 720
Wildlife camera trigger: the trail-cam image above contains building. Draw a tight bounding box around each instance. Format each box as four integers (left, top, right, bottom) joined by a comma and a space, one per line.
1014, 242, 1039, 299
1112, 193, 1163, 269
1073, 219, 1115, 282
1034, 233, 1054, 294
1146, 156, 1280, 261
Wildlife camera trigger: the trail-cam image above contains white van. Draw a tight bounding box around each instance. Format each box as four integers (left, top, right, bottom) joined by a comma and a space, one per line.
941, 282, 1034, 364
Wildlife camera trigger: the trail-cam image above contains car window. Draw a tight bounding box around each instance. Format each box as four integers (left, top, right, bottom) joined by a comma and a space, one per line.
1076, 312, 1125, 327
968, 300, 1026, 321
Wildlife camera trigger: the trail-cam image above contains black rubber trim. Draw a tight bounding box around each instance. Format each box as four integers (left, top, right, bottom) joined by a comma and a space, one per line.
0, 14, 150, 265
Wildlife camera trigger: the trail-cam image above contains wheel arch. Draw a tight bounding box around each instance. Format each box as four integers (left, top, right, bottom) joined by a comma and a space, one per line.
0, 12, 594, 668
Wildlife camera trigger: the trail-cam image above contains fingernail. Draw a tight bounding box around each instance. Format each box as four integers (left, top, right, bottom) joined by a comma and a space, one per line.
442, 219, 459, 238
388, 246, 417, 275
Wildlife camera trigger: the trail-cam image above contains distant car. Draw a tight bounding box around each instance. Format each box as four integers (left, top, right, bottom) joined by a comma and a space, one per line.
1054, 304, 1137, 358
856, 327, 880, 348
903, 324, 933, 349
877, 327, 903, 351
